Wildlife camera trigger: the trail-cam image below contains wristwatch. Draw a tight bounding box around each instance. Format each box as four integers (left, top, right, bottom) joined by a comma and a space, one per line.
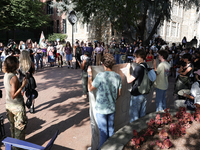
88, 75, 92, 78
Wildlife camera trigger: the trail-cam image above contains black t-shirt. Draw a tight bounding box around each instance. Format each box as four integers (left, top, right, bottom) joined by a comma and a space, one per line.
131, 62, 147, 96
28, 49, 34, 60
127, 48, 134, 56
13, 48, 20, 55
194, 59, 200, 71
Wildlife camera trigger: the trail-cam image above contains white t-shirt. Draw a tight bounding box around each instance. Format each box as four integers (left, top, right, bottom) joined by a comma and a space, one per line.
191, 81, 200, 105
57, 44, 63, 54
155, 61, 171, 90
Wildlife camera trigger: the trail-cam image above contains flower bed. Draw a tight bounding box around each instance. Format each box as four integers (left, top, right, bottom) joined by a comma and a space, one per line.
123, 106, 200, 150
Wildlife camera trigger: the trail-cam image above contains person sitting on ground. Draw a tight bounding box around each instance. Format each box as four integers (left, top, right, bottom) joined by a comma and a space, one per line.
87, 53, 122, 149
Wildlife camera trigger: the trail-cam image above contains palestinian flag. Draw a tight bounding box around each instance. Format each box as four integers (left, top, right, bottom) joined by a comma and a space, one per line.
39, 31, 45, 46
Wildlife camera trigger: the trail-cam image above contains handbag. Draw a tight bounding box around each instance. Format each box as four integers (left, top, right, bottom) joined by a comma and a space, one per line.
121, 55, 126, 61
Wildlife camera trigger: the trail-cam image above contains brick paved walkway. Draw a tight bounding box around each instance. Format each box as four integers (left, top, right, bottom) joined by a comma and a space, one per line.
0, 64, 91, 150
0, 63, 177, 150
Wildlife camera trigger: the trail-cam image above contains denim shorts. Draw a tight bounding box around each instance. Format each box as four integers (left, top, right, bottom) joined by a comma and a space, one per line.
66, 54, 72, 61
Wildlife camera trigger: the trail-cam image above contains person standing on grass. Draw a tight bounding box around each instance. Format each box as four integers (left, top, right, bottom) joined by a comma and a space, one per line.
154, 50, 170, 112
87, 53, 122, 149
65, 41, 73, 69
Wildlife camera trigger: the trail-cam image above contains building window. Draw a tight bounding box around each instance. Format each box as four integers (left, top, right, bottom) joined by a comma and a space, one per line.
63, 19, 66, 34
176, 23, 180, 37
178, 6, 183, 17
86, 24, 89, 33
159, 25, 164, 36
111, 24, 114, 36
166, 22, 170, 37
57, 20, 59, 33
47, 21, 54, 34
172, 5, 178, 16
47, 1, 53, 14
171, 22, 176, 37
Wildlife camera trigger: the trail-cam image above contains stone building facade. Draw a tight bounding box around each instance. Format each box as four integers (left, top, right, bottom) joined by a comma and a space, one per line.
42, 0, 200, 46
157, 3, 200, 46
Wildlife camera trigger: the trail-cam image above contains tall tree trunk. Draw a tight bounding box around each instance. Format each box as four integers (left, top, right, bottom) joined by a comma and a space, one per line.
144, 15, 161, 45
6, 31, 9, 42
140, 9, 148, 43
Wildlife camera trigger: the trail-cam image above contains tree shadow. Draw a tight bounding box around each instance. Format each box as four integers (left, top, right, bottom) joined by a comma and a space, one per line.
26, 108, 90, 148
34, 90, 89, 116
184, 128, 200, 150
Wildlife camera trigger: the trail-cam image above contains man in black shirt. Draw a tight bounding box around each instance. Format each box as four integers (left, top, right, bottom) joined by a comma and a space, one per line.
126, 50, 147, 122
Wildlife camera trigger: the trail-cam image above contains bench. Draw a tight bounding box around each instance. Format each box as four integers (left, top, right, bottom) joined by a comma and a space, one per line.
2, 130, 59, 150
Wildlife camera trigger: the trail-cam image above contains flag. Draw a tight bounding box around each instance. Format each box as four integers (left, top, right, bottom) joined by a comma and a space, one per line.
39, 31, 45, 46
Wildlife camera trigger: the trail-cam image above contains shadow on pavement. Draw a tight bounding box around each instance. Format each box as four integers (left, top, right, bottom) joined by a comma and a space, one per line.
26, 108, 89, 147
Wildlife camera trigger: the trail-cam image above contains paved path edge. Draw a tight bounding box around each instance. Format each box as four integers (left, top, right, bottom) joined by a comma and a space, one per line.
100, 109, 194, 150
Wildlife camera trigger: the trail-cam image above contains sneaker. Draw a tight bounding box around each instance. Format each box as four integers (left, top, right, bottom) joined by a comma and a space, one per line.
157, 110, 165, 113
68, 66, 69, 69
58, 66, 60, 67
87, 147, 91, 150
71, 66, 74, 69
30, 105, 35, 114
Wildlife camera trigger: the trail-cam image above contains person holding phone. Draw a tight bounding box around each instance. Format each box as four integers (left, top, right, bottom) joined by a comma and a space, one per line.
3, 56, 28, 145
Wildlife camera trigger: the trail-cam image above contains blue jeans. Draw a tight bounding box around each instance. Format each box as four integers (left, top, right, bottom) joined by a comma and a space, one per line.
129, 95, 147, 123
96, 112, 115, 149
155, 88, 167, 112
36, 54, 43, 69
115, 54, 120, 64
66, 53, 72, 61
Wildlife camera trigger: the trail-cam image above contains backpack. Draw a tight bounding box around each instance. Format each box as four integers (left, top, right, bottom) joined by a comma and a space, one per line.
84, 58, 92, 72
131, 64, 156, 95
76, 47, 82, 55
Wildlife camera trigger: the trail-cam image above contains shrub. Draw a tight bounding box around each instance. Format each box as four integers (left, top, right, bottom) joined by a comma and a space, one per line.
48, 33, 67, 42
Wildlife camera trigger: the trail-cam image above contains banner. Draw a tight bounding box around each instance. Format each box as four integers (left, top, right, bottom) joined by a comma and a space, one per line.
39, 31, 45, 46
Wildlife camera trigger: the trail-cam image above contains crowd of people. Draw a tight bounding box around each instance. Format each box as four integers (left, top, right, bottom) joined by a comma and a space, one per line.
2, 35, 200, 149
75, 36, 200, 149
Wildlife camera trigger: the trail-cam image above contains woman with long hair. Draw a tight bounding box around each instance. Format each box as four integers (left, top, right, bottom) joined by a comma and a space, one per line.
19, 51, 37, 113
65, 41, 73, 69
3, 56, 28, 146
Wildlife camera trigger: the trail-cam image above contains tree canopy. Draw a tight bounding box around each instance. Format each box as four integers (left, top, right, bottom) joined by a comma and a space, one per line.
69, 0, 200, 44
0, 0, 50, 31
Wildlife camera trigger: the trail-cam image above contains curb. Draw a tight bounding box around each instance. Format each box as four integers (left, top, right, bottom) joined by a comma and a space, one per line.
100, 109, 193, 150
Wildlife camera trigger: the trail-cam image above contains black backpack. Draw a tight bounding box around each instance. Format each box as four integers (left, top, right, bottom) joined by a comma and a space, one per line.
84, 58, 92, 72
76, 47, 82, 55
